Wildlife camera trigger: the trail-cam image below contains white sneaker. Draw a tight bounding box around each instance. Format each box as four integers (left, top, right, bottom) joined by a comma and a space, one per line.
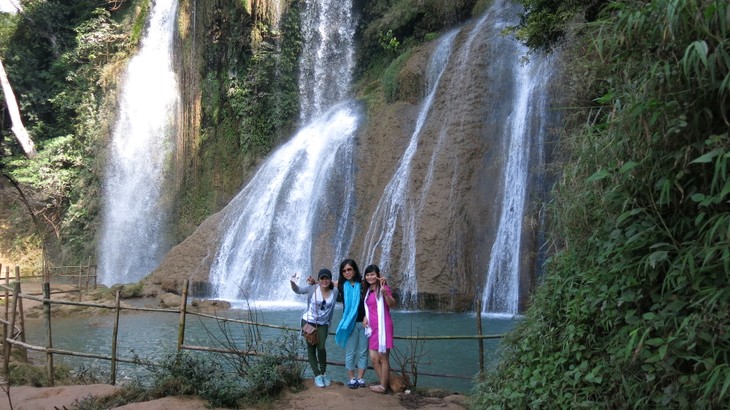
322, 373, 331, 387
357, 378, 366, 388
314, 375, 325, 388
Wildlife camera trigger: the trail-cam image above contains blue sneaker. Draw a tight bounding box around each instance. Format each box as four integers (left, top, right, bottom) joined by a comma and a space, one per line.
347, 378, 358, 389
314, 375, 325, 388
322, 373, 331, 387
357, 378, 366, 388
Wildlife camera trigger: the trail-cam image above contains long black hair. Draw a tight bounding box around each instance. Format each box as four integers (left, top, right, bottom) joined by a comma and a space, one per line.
363, 264, 381, 297
337, 258, 361, 295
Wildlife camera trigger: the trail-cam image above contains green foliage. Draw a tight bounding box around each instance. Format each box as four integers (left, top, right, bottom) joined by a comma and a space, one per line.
1, 1, 123, 143
130, 0, 151, 45
0, 12, 18, 54
241, 335, 305, 400
94, 330, 303, 408
378, 29, 401, 54
0, 2, 132, 263
474, 0, 729, 407
72, 330, 303, 408
144, 352, 245, 407
71, 382, 150, 410
201, 309, 305, 401
8, 361, 73, 387
511, 0, 606, 51
6, 136, 82, 194
175, 0, 303, 238
3, 136, 90, 254
357, 0, 476, 74
381, 49, 413, 103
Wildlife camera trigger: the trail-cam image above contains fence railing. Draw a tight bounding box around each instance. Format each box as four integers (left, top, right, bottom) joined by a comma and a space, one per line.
0, 265, 503, 388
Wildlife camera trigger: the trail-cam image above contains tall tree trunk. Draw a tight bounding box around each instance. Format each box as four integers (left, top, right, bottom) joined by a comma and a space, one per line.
0, 58, 36, 157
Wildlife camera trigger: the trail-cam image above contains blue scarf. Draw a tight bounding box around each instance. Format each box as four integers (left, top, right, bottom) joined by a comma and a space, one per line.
335, 281, 361, 347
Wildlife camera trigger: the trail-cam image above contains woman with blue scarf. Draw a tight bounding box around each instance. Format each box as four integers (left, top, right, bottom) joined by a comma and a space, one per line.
334, 259, 369, 389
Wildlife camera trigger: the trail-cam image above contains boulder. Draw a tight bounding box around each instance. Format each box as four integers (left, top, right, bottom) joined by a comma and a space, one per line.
159, 292, 182, 307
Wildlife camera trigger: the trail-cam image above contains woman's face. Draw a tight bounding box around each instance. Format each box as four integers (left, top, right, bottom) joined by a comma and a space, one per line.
341, 264, 355, 281
319, 276, 331, 288
365, 271, 379, 285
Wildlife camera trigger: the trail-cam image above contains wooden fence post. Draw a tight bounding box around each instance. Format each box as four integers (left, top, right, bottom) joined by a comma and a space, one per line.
77, 263, 82, 302
3, 281, 20, 379
18, 278, 28, 362
3, 264, 7, 371
85, 256, 92, 292
110, 290, 121, 385
177, 280, 189, 351
476, 297, 484, 373
43, 282, 55, 386
92, 265, 97, 289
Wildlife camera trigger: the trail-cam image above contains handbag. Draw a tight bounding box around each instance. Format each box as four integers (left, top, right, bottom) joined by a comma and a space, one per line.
302, 322, 318, 345
301, 289, 319, 345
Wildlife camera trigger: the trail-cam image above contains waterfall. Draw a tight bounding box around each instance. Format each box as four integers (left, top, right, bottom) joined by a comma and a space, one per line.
362, 30, 459, 307
480, 4, 555, 316
210, 0, 358, 304
99, 0, 179, 286
360, 0, 555, 312
298, 0, 355, 121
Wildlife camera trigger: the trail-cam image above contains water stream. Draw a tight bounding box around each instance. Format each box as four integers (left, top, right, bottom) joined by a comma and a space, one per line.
480, 1, 555, 316
209, 103, 361, 302
98, 0, 180, 286
23, 308, 515, 393
210, 0, 359, 303
362, 30, 459, 307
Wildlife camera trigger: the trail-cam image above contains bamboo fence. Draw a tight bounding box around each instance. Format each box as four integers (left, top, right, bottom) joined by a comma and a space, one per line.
0, 265, 503, 387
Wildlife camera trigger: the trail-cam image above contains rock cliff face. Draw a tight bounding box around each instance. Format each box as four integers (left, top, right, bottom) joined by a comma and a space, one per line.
350, 25, 505, 311
147, 4, 553, 312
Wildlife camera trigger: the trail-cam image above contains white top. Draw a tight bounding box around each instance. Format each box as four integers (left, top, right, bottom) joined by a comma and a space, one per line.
303, 287, 335, 325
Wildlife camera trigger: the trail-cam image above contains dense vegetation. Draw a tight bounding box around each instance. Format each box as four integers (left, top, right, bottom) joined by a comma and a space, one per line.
0, 0, 138, 265
173, 0, 303, 235
473, 0, 729, 407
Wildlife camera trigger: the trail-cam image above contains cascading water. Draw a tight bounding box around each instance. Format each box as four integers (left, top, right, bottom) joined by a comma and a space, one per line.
209, 0, 358, 304
99, 0, 179, 286
362, 30, 459, 307
361, 0, 555, 312
480, 3, 555, 316
298, 0, 355, 121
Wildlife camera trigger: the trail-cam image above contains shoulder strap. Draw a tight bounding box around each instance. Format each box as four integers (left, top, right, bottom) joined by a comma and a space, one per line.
314, 287, 319, 322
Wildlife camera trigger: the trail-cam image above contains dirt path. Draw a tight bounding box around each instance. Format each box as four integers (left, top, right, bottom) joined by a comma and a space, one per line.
0, 379, 468, 409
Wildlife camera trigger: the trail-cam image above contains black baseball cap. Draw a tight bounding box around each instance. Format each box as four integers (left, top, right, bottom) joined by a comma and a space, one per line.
317, 269, 332, 280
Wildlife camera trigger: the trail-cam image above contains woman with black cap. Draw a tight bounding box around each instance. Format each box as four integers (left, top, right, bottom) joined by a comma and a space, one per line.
290, 268, 340, 388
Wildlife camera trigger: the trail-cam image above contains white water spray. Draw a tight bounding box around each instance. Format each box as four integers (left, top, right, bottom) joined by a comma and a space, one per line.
298, 0, 355, 121
99, 0, 179, 286
481, 22, 554, 316
210, 0, 358, 304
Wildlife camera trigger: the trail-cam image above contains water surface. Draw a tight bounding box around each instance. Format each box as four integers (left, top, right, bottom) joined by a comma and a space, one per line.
24, 306, 516, 393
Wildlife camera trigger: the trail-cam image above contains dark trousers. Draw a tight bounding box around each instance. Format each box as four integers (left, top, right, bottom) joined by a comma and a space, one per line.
302, 320, 328, 376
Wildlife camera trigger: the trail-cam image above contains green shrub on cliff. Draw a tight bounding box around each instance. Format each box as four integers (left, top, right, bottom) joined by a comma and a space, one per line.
473, 0, 729, 407
0, 3, 132, 265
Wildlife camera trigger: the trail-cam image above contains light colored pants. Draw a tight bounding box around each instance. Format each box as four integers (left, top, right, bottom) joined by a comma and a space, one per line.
345, 322, 368, 371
